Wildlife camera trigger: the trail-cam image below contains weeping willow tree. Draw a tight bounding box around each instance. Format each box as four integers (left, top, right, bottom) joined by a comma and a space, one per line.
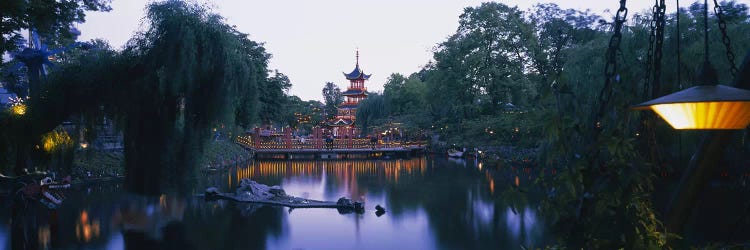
118, 1, 263, 194
2, 1, 268, 194
355, 93, 389, 135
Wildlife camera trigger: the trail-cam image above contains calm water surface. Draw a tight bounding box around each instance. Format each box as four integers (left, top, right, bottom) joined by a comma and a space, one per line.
0, 157, 549, 249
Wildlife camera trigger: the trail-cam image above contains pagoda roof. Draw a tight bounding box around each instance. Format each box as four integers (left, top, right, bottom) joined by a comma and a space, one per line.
342, 89, 367, 96
327, 118, 354, 126
343, 65, 371, 80
340, 103, 359, 109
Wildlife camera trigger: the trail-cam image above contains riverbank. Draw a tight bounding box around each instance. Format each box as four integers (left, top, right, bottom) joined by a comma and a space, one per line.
476, 145, 537, 162
73, 150, 124, 180
430, 137, 537, 165
0, 140, 250, 196
200, 139, 252, 169
15, 139, 251, 180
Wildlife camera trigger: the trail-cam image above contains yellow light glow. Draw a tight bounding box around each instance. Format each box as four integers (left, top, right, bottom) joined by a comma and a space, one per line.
42, 130, 73, 152
10, 104, 26, 115
75, 210, 100, 243
650, 101, 750, 129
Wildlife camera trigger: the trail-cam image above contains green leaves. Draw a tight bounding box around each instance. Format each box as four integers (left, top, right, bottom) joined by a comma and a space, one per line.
322, 82, 342, 120
258, 70, 291, 124
117, 1, 272, 193
0, 0, 111, 56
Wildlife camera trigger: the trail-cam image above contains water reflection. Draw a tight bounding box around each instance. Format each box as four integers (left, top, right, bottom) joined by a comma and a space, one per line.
229, 158, 428, 191
1, 157, 549, 249
218, 157, 547, 249
0, 225, 7, 249
75, 211, 100, 243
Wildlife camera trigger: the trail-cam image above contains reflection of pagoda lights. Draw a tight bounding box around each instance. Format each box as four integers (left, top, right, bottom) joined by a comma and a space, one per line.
38, 225, 50, 249
159, 194, 167, 209
75, 210, 100, 243
238, 158, 428, 185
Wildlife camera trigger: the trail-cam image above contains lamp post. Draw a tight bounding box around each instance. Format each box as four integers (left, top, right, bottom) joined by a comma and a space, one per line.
634, 0, 750, 130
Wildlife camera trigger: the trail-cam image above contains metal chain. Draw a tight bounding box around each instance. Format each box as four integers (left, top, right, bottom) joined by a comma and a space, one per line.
598, 0, 628, 121
648, 0, 667, 169
677, 0, 683, 89
652, 0, 666, 98
713, 0, 738, 76
643, 0, 658, 100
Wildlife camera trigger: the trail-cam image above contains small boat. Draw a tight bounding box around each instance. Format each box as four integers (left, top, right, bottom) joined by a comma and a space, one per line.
447, 148, 465, 158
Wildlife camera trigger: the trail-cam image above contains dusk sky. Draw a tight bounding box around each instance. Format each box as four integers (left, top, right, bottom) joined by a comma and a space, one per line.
76, 0, 734, 101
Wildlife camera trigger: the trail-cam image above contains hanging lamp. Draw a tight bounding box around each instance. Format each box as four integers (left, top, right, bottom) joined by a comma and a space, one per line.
633, 0, 750, 129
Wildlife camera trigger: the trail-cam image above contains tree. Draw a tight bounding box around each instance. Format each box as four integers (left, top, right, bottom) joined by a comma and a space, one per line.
355, 93, 388, 135
378, 72, 430, 129
0, 0, 110, 173
17, 1, 272, 193
118, 1, 272, 194
233, 37, 270, 128
322, 82, 342, 120
258, 70, 291, 124
0, 0, 111, 59
383, 73, 406, 114
427, 2, 535, 121
279, 96, 323, 133
527, 3, 601, 98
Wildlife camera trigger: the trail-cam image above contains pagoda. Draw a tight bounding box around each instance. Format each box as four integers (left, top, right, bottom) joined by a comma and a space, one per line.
328, 50, 370, 132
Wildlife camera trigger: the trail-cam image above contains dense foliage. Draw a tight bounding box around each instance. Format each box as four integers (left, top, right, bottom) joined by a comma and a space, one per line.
0, 1, 292, 194
0, 0, 111, 57
356, 1, 750, 248
1, 0, 750, 247
322, 81, 343, 120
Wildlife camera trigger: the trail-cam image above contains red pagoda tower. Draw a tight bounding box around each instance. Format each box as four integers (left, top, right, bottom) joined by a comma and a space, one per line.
328, 50, 370, 132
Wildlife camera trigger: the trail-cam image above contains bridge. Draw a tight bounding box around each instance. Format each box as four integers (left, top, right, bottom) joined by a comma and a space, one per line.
235, 128, 427, 159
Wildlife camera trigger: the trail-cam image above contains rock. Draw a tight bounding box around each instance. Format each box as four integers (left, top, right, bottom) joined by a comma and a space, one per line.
204, 187, 221, 200
375, 204, 386, 217
335, 199, 365, 214
269, 186, 286, 196
375, 204, 386, 212
205, 187, 220, 195
337, 197, 353, 207
354, 202, 365, 213
206, 179, 366, 216
236, 178, 275, 200
375, 210, 386, 217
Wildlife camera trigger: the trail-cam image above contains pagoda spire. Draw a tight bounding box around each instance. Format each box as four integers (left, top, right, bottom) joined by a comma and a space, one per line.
343, 49, 370, 80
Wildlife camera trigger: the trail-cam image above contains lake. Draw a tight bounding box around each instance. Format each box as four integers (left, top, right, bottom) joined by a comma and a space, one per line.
1, 157, 549, 249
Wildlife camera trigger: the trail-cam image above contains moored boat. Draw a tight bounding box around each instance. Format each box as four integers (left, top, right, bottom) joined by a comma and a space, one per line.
447, 147, 465, 158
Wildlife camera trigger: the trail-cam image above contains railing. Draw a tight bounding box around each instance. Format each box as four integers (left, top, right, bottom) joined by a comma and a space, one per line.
236, 135, 426, 151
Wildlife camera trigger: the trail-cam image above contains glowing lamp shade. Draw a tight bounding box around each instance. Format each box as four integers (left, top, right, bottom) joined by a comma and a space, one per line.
649, 101, 750, 129
634, 85, 750, 130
